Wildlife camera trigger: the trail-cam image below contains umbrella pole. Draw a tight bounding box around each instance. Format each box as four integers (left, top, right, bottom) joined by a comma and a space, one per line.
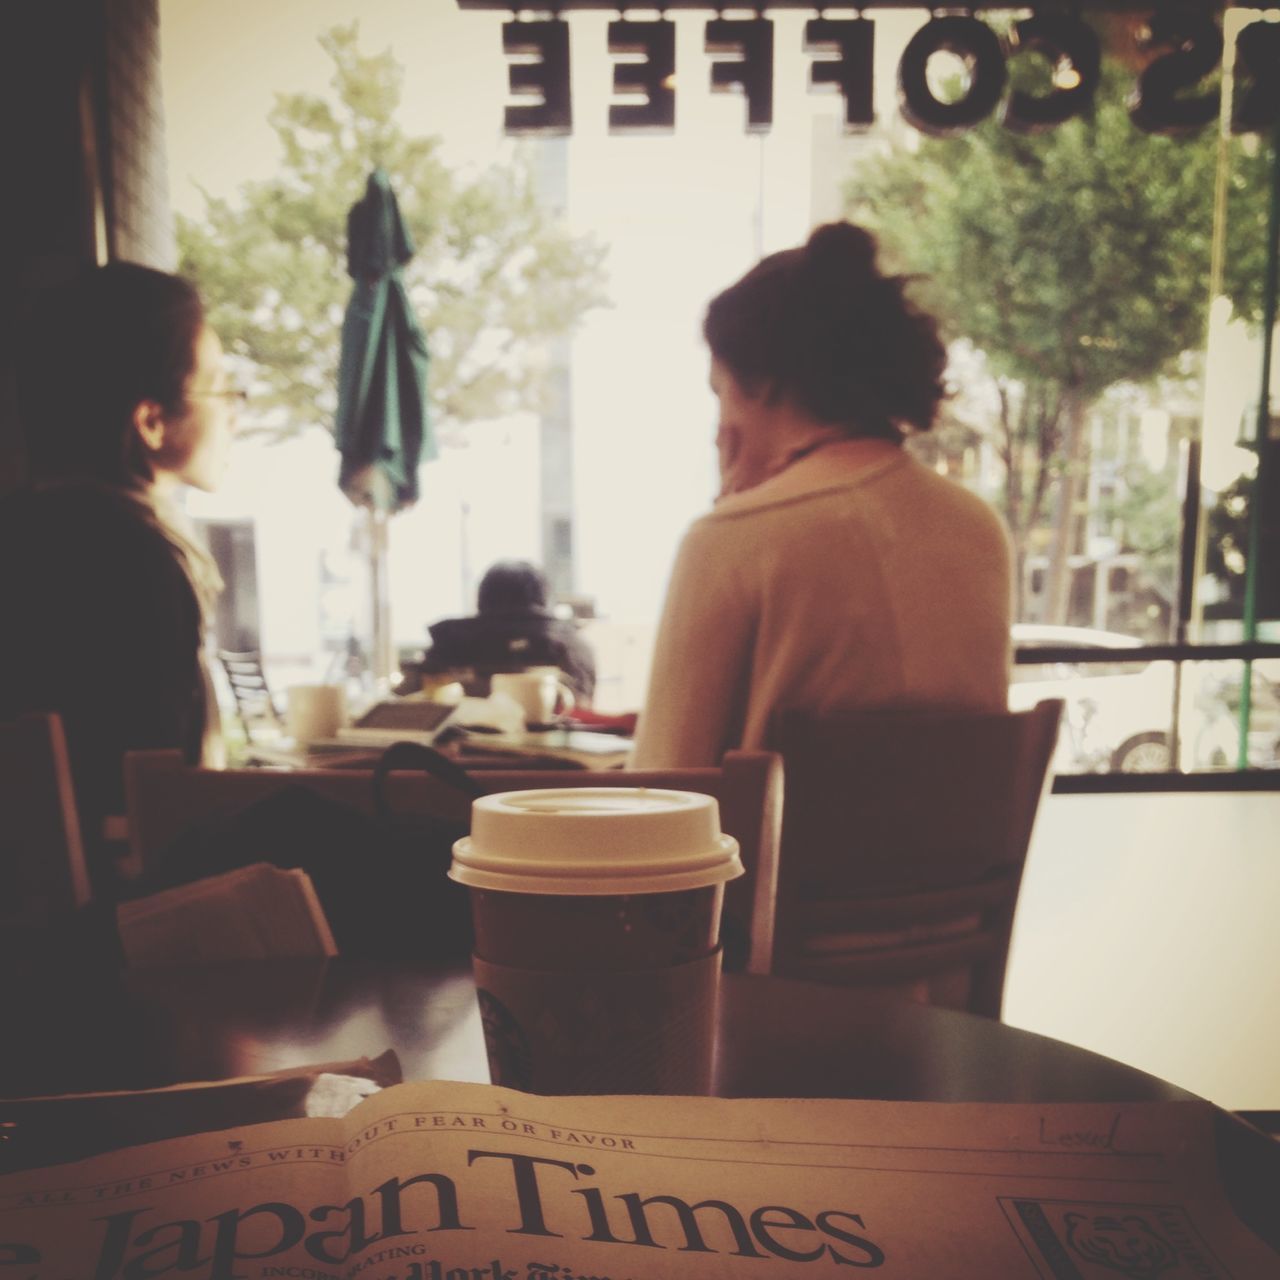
359, 466, 395, 697
368, 503, 394, 694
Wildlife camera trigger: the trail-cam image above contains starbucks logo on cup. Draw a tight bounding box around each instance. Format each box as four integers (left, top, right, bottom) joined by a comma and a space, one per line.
477, 988, 532, 1090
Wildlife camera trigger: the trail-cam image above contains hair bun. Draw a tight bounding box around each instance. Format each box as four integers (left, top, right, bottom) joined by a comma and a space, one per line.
804, 221, 879, 283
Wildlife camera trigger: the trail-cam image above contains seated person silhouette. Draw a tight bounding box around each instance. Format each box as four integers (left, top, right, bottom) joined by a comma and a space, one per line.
421, 560, 596, 702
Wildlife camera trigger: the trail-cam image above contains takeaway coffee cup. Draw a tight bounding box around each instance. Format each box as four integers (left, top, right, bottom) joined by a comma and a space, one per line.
284, 683, 347, 745
449, 788, 743, 1095
490, 670, 575, 727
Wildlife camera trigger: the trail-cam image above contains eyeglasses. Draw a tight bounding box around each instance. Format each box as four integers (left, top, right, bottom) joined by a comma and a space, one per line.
191, 388, 249, 406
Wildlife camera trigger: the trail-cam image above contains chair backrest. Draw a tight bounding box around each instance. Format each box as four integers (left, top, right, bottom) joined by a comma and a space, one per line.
0, 712, 92, 923
116, 863, 338, 966
217, 650, 283, 741
123, 748, 783, 971
762, 699, 1063, 1018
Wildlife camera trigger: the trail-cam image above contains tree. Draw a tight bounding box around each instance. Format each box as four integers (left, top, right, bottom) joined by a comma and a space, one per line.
177, 24, 608, 447
846, 58, 1245, 624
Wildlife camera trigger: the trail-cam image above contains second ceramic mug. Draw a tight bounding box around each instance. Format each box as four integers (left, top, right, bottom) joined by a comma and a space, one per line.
491, 670, 575, 726
285, 683, 347, 744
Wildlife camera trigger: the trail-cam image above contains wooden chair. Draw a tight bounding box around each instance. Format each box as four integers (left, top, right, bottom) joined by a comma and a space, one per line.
122, 748, 783, 971
0, 712, 92, 925
217, 650, 284, 742
760, 699, 1063, 1018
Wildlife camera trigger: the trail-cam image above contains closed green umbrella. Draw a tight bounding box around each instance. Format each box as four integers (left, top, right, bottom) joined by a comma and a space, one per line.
334, 169, 432, 685
336, 168, 432, 509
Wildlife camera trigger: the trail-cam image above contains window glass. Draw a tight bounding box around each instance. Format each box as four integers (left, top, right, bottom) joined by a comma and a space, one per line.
160, 3, 1279, 770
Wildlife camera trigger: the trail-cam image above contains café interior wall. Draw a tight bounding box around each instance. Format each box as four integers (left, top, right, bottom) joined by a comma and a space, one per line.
2, 0, 174, 495
0, 2, 106, 496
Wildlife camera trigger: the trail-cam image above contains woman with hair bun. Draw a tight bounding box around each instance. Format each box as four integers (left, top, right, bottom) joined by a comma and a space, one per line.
631, 222, 1011, 768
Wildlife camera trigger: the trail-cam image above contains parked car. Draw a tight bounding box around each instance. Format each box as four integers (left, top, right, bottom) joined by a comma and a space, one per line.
1008, 625, 1280, 773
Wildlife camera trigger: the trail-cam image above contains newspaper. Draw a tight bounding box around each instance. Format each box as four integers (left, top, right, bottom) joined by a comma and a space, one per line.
1, 1081, 1274, 1278
0, 1054, 403, 1176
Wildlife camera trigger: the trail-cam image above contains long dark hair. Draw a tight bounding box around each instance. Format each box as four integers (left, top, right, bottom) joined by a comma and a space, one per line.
19, 261, 205, 484
703, 222, 946, 441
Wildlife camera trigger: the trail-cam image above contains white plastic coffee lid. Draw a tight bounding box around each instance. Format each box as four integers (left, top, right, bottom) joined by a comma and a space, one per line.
450, 787, 744, 896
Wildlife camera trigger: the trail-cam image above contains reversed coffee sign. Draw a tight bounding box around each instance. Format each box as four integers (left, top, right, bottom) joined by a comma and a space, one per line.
455, 1, 1280, 138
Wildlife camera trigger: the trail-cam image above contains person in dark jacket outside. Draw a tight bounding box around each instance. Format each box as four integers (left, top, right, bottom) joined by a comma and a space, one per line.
420, 560, 596, 703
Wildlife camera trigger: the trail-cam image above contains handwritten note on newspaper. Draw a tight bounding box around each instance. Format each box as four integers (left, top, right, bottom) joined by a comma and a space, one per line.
1, 1082, 1273, 1278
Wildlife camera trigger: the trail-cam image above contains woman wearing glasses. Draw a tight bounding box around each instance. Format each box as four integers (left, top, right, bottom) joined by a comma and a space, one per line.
0, 262, 240, 891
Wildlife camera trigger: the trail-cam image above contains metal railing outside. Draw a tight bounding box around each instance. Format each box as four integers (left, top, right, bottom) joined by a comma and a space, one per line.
1013, 641, 1280, 791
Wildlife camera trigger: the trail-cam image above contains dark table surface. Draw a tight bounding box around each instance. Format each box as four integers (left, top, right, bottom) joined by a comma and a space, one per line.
2, 961, 1276, 1253
0, 960, 1198, 1103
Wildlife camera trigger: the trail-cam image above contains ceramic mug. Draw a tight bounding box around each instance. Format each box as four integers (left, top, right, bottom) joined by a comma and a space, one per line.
491, 670, 575, 727
285, 683, 347, 745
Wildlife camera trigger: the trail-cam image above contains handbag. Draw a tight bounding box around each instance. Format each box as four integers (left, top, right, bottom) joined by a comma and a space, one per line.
124, 742, 485, 964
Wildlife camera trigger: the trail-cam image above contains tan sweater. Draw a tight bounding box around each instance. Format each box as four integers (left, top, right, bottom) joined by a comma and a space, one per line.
631, 442, 1012, 768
